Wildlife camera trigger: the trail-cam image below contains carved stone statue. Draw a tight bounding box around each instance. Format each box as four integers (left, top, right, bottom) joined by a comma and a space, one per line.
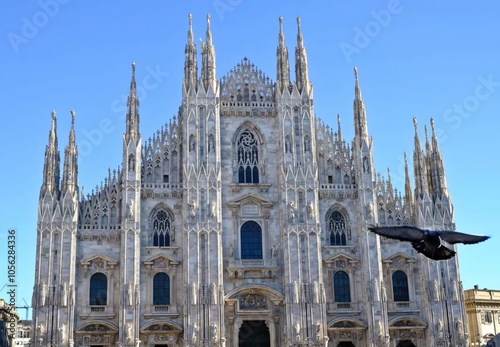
211, 282, 218, 305
307, 202, 315, 219
59, 324, 66, 343
381, 280, 387, 302
211, 323, 218, 343
270, 244, 277, 259
451, 279, 458, 301
209, 201, 216, 218
60, 282, 67, 307
228, 244, 234, 258
191, 282, 197, 305
321, 283, 326, 303
455, 319, 463, 338
127, 199, 134, 218
294, 322, 301, 341
126, 283, 132, 306
126, 323, 132, 343
40, 283, 47, 307
288, 202, 296, 220
192, 323, 198, 344
366, 201, 374, 220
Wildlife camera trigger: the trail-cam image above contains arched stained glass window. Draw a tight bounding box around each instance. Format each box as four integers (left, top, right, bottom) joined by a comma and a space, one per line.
240, 221, 262, 259
329, 211, 347, 246
392, 270, 409, 302
89, 273, 107, 306
152, 210, 170, 247
237, 130, 259, 183
153, 272, 170, 305
333, 271, 351, 303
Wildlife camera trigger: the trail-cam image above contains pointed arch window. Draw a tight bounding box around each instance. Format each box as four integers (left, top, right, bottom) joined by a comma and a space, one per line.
240, 221, 262, 259
152, 210, 170, 247
237, 130, 259, 184
89, 273, 107, 306
333, 271, 351, 303
153, 272, 170, 305
329, 211, 348, 246
392, 270, 409, 301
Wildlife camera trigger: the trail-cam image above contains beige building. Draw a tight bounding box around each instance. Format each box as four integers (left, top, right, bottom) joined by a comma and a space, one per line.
465, 286, 500, 347
32, 15, 469, 347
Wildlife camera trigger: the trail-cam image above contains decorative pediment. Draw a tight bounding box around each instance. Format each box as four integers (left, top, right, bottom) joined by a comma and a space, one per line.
144, 255, 179, 276
383, 252, 416, 268
225, 284, 284, 307
76, 321, 118, 333
389, 317, 426, 328
328, 318, 367, 330
324, 253, 358, 269
140, 320, 183, 333
80, 255, 118, 277
227, 194, 273, 216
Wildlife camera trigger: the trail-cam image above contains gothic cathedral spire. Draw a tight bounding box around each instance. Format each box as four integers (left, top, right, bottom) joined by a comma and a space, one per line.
41, 110, 61, 199
353, 67, 369, 144
276, 16, 290, 93
125, 62, 139, 143
61, 109, 78, 195
201, 14, 216, 92
413, 117, 430, 200
184, 13, 198, 93
294, 17, 310, 95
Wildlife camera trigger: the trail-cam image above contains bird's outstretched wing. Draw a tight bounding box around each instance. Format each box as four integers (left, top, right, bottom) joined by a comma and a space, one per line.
368, 226, 424, 242
439, 231, 490, 245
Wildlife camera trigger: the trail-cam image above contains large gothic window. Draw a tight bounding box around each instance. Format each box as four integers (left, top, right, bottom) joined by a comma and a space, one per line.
240, 221, 263, 259
153, 272, 170, 305
333, 271, 351, 303
89, 273, 107, 306
392, 270, 410, 301
152, 210, 170, 247
329, 211, 347, 246
237, 130, 259, 184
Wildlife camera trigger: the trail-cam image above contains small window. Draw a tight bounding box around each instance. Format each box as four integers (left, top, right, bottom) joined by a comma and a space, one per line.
333, 271, 351, 303
240, 221, 263, 259
392, 270, 409, 301
153, 272, 170, 305
89, 273, 107, 306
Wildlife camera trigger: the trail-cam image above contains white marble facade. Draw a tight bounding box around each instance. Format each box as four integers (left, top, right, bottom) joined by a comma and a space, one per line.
32, 15, 468, 347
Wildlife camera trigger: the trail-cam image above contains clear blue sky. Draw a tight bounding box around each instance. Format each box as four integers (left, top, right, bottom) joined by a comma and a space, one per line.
1, 1, 499, 317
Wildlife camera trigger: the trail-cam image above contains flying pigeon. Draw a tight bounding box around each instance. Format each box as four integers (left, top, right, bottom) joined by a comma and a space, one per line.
368, 225, 490, 260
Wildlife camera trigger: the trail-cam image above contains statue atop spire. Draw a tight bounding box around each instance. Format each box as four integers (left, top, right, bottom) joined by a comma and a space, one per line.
41, 110, 61, 199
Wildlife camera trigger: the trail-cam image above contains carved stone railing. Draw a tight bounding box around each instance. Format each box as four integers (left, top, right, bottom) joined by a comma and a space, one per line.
387, 301, 420, 313
227, 258, 278, 279
319, 183, 357, 199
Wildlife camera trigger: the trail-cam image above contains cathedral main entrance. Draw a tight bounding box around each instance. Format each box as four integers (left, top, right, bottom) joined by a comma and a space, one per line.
337, 342, 355, 347
238, 320, 270, 347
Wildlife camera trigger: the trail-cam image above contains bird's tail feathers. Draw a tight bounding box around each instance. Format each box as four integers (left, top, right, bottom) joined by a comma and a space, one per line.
412, 242, 456, 260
